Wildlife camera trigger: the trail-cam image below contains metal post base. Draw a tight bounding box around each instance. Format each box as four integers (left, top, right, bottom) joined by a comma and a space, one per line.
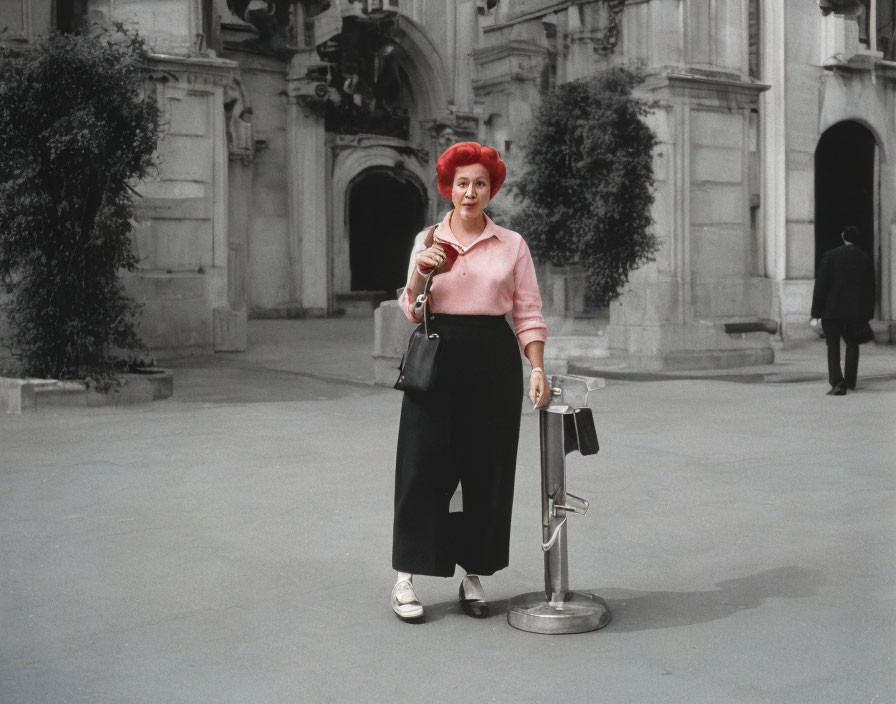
507, 591, 611, 634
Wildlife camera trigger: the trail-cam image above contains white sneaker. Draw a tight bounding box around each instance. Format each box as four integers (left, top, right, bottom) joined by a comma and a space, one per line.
391, 579, 424, 621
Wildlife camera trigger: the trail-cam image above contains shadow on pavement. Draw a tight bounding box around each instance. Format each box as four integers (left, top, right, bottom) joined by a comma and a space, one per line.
593, 566, 825, 633
410, 598, 512, 625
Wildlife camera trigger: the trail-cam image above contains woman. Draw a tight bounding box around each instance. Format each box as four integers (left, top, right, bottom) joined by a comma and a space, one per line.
391, 142, 550, 622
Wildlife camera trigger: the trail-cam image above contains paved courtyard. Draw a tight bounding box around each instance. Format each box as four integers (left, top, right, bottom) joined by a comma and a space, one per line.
1, 320, 895, 703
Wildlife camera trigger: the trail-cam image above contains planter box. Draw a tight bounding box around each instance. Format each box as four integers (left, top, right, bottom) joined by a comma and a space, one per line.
1, 369, 173, 414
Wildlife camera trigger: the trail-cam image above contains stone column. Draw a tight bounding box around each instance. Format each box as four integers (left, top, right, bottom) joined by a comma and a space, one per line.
212, 68, 253, 352
285, 66, 331, 316
217, 152, 251, 351
761, 0, 789, 335
564, 5, 594, 82
453, 0, 478, 114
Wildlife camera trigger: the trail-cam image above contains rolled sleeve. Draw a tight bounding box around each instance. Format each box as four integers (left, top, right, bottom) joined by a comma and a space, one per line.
399, 232, 429, 322
512, 240, 547, 347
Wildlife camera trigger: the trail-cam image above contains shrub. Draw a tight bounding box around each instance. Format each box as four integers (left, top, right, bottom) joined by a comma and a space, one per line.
0, 25, 161, 388
512, 65, 658, 308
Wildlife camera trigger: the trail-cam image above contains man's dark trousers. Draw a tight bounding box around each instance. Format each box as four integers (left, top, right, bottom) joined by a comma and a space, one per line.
821, 320, 859, 389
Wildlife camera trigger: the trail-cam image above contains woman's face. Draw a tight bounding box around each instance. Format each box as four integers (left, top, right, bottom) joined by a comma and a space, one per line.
451, 163, 491, 223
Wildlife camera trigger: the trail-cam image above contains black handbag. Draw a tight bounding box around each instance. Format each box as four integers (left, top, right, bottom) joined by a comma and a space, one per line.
850, 321, 875, 345
394, 268, 441, 392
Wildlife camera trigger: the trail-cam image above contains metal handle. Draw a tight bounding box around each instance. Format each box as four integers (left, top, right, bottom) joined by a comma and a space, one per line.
553, 492, 589, 515
541, 492, 589, 551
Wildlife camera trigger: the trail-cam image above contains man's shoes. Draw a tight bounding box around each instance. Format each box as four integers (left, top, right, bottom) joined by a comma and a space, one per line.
458, 575, 490, 618
826, 382, 847, 396
391, 579, 424, 622
847, 382, 856, 391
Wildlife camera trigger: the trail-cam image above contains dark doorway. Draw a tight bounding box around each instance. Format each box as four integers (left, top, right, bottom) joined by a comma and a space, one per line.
348, 169, 425, 292
814, 121, 876, 272
54, 0, 88, 32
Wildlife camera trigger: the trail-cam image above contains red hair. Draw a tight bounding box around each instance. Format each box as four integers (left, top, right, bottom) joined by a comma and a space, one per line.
436, 142, 506, 199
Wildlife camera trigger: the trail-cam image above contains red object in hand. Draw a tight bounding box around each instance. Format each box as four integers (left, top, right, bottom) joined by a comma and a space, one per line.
434, 239, 460, 270
419, 240, 461, 274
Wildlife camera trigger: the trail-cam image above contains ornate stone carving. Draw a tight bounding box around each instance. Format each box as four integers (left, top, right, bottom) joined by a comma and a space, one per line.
222, 0, 300, 53
818, 0, 866, 17
145, 55, 242, 90
144, 54, 254, 160
428, 112, 479, 149
329, 133, 429, 162
285, 69, 341, 118
224, 78, 255, 162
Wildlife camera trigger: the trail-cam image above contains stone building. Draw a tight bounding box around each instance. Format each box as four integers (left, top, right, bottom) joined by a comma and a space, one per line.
2, 0, 894, 370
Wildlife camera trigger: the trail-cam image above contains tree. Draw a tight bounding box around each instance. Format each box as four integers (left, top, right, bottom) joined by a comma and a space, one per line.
512, 66, 658, 308
0, 26, 161, 388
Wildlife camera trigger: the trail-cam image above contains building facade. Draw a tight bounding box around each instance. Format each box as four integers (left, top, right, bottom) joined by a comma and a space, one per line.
2, 0, 894, 366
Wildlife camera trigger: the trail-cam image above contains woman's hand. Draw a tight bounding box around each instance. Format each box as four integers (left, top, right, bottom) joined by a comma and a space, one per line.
529, 369, 550, 410
415, 244, 449, 276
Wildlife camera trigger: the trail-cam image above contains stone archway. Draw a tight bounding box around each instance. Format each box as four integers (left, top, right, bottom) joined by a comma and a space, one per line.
814, 121, 877, 297
294, 10, 448, 309
347, 167, 426, 293
330, 140, 431, 295
816, 60, 895, 325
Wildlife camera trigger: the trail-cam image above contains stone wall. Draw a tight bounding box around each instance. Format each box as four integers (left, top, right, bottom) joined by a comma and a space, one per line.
777, 4, 896, 341
0, 0, 52, 45
88, 0, 200, 55
124, 53, 241, 355
234, 54, 293, 315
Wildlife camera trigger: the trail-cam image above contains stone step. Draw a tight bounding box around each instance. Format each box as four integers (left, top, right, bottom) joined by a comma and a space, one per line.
547, 335, 610, 362
336, 291, 393, 317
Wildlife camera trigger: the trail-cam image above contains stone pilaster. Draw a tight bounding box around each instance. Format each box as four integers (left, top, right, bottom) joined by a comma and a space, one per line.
607, 70, 775, 370
285, 61, 332, 316
128, 53, 244, 355
218, 91, 254, 351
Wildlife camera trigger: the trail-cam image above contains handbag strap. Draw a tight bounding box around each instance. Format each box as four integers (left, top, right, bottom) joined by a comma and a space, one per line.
420, 270, 436, 336
414, 225, 439, 336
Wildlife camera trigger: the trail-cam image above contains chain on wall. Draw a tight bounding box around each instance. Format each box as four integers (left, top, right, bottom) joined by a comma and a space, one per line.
597, 0, 627, 54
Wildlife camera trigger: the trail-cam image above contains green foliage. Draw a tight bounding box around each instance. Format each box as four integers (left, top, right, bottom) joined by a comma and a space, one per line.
512, 66, 658, 308
0, 26, 161, 388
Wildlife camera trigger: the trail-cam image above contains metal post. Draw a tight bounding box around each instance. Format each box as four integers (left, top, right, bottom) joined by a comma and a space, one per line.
540, 405, 568, 603
507, 375, 611, 634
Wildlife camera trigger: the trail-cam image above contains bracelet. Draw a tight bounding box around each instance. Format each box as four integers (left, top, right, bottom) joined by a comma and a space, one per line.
530, 366, 544, 375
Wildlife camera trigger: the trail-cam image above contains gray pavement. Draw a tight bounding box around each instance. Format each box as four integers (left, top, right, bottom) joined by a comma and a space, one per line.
2, 318, 895, 703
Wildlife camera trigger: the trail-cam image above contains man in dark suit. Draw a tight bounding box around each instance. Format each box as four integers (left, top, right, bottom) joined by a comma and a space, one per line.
811, 225, 875, 395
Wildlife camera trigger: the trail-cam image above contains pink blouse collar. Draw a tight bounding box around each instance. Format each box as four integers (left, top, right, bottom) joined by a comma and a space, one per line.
436, 211, 503, 251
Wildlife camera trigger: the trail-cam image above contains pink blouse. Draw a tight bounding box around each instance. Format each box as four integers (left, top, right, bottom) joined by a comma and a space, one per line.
399, 212, 547, 349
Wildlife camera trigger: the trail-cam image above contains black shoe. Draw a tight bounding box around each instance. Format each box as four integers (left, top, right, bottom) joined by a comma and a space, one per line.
458, 576, 490, 619
826, 382, 847, 396
847, 382, 856, 391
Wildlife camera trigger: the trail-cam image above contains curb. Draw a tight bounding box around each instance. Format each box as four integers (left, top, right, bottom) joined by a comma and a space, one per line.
1, 369, 174, 414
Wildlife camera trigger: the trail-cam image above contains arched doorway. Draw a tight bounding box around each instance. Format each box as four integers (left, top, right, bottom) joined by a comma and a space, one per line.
347, 168, 426, 294
814, 121, 876, 272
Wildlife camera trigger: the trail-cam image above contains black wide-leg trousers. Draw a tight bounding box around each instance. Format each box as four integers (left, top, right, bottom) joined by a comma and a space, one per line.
392, 314, 523, 577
